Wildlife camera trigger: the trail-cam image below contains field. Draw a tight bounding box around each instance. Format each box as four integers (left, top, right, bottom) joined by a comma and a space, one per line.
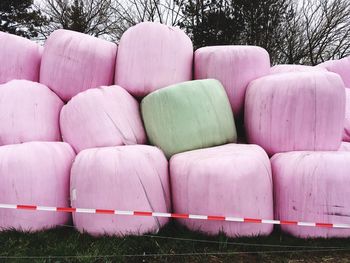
1, 221, 350, 262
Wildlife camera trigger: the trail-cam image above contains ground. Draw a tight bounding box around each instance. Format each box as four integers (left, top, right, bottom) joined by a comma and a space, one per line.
1, 221, 350, 262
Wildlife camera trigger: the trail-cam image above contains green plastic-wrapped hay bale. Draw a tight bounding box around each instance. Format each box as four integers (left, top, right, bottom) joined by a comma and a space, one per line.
141, 79, 237, 158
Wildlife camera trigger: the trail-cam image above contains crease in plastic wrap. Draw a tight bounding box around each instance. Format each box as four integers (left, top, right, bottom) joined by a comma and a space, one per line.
115, 22, 193, 97
272, 151, 350, 238
170, 144, 273, 237
245, 72, 345, 155
141, 79, 237, 158
0, 142, 75, 232
70, 145, 170, 236
0, 80, 63, 145
60, 85, 146, 153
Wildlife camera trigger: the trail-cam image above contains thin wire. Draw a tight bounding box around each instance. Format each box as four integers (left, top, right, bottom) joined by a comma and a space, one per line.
56, 224, 349, 249
142, 234, 348, 249
0, 248, 350, 259
4, 217, 348, 250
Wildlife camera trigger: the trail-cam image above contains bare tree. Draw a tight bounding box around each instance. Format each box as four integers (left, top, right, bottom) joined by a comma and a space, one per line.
304, 0, 350, 64
276, 0, 350, 65
274, 2, 308, 64
34, 0, 350, 65
37, 0, 117, 40
109, 0, 185, 40
115, 0, 184, 25
37, 0, 185, 41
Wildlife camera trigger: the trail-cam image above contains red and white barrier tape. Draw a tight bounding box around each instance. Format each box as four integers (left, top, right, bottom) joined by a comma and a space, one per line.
1, 203, 349, 229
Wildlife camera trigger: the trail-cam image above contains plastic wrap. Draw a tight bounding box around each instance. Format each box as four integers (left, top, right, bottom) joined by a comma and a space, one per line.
343, 88, 350, 141
115, 22, 193, 97
272, 151, 350, 238
71, 145, 170, 236
170, 144, 273, 237
40, 29, 117, 102
245, 72, 345, 155
270, 64, 327, 74
0, 80, 63, 145
318, 57, 350, 87
141, 79, 237, 158
0, 31, 42, 84
195, 46, 270, 116
0, 142, 75, 232
60, 85, 146, 152
338, 142, 350, 151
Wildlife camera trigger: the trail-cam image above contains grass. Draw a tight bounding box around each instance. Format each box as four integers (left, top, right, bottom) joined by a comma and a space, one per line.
1, 221, 350, 262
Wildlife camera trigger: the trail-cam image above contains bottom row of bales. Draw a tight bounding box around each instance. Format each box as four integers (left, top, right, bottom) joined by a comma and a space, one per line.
1, 141, 350, 239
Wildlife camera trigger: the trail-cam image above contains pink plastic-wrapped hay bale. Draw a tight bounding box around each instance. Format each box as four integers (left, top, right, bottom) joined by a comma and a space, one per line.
0, 142, 75, 232
318, 58, 350, 142
40, 29, 117, 102
272, 151, 350, 238
270, 64, 327, 75
170, 144, 273, 237
0, 80, 63, 145
0, 31, 42, 84
115, 22, 193, 97
71, 145, 170, 236
60, 86, 146, 153
194, 46, 270, 116
318, 57, 350, 87
245, 72, 345, 155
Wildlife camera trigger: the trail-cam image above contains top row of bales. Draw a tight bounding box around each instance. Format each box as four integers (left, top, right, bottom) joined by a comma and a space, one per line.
0, 22, 270, 117
0, 21, 349, 158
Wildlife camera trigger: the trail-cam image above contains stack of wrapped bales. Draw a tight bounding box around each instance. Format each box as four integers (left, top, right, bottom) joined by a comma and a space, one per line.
0, 21, 350, 239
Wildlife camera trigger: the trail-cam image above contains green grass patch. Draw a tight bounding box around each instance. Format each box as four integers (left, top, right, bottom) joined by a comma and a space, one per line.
1, 222, 350, 262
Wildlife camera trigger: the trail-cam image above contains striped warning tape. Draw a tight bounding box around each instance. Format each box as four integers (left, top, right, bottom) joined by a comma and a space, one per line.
1, 203, 349, 229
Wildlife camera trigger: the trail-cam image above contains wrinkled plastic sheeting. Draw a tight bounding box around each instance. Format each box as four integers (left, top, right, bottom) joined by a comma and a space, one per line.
71, 145, 170, 236
0, 142, 75, 232
60, 85, 146, 153
272, 151, 350, 238
0, 80, 63, 145
245, 72, 345, 155
40, 29, 117, 102
339, 142, 350, 151
170, 144, 273, 237
0, 31, 42, 84
115, 22, 193, 97
318, 57, 350, 87
195, 46, 270, 116
270, 64, 327, 75
141, 79, 237, 158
